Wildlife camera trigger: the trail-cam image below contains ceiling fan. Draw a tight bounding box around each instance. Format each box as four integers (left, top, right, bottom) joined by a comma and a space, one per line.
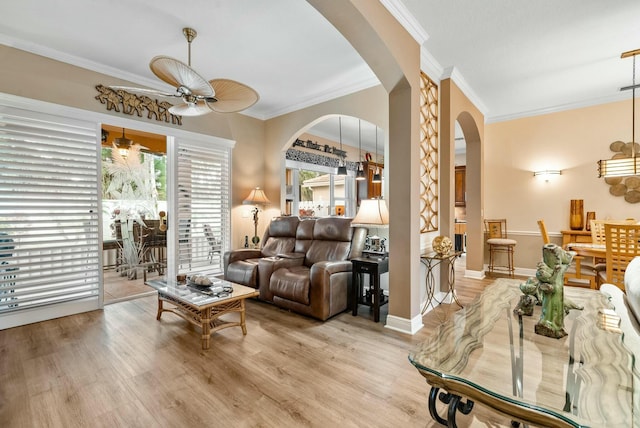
110, 27, 259, 116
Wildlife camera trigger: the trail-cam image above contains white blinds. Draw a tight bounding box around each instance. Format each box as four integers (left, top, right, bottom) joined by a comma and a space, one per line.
176, 141, 230, 275
0, 107, 100, 325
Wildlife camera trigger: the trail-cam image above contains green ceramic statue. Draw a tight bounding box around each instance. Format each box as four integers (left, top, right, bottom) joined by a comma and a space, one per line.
534, 243, 583, 338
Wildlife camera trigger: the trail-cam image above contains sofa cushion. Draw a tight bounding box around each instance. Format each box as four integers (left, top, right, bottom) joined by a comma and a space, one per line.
304, 217, 354, 266
624, 256, 640, 321
261, 216, 299, 256
270, 266, 311, 305
294, 218, 315, 254
225, 258, 261, 288
262, 237, 296, 257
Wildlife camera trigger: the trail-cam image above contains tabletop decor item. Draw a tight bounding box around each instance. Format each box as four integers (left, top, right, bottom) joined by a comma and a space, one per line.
514, 244, 583, 338
569, 199, 584, 230
585, 211, 596, 231
432, 235, 453, 256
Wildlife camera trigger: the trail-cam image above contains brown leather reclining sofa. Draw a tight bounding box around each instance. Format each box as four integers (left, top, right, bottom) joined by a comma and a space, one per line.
223, 216, 367, 320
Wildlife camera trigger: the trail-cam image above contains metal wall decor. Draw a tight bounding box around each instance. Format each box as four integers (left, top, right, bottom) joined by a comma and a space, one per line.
292, 138, 347, 159
286, 148, 358, 172
419, 71, 439, 232
94, 84, 183, 125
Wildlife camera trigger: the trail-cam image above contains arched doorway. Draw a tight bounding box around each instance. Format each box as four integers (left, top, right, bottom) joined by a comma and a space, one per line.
455, 111, 483, 277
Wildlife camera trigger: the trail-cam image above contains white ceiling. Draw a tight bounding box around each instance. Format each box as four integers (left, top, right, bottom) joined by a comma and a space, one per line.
1, 0, 639, 151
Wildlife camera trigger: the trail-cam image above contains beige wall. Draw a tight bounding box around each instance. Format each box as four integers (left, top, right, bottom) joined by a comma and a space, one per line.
8, 10, 634, 324
0, 45, 267, 249
440, 79, 485, 274
485, 99, 639, 269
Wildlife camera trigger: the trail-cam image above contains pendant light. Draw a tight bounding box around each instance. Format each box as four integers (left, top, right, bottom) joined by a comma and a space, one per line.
114, 127, 133, 157
336, 117, 348, 176
356, 120, 366, 180
372, 126, 382, 183
598, 48, 640, 178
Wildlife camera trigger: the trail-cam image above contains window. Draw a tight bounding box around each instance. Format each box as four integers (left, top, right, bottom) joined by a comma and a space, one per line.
0, 106, 100, 328
286, 162, 354, 217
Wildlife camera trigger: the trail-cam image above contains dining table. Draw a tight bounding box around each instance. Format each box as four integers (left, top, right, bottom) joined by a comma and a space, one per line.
565, 242, 606, 259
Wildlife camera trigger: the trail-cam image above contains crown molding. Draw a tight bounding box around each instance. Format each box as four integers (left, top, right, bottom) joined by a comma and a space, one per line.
379, 0, 429, 46
0, 35, 167, 92
258, 74, 381, 120
420, 47, 443, 84
442, 66, 489, 115
486, 91, 631, 124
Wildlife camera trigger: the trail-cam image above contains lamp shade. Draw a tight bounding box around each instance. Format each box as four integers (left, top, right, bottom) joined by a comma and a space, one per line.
243, 187, 271, 205
351, 198, 389, 227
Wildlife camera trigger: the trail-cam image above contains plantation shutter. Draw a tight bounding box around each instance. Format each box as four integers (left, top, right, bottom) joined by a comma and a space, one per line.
0, 105, 100, 329
176, 141, 231, 275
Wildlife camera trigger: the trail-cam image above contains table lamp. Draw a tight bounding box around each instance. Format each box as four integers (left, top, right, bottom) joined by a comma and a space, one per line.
351, 198, 389, 258
243, 187, 271, 246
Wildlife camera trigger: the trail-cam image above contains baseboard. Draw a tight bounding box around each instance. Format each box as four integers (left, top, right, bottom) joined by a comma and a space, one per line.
385, 313, 423, 335
464, 269, 485, 279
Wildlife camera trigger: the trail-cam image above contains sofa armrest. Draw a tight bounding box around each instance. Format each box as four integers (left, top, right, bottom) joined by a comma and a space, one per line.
257, 255, 306, 301
311, 260, 352, 275
276, 252, 306, 260
224, 249, 263, 265
306, 260, 353, 320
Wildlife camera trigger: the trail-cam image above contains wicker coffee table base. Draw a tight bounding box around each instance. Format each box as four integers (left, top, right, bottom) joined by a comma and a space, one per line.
156, 292, 250, 350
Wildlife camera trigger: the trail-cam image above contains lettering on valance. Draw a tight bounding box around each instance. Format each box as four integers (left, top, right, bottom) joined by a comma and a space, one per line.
292, 138, 346, 159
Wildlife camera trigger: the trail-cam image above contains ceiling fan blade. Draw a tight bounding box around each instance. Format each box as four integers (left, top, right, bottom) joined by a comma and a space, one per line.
108, 85, 179, 98
207, 79, 259, 113
150, 56, 214, 97
169, 101, 213, 117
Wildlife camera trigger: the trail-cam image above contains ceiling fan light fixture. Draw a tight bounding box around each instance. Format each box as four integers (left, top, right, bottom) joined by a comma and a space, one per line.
109, 27, 258, 117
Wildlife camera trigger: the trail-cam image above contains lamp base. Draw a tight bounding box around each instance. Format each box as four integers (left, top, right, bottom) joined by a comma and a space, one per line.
251, 235, 260, 246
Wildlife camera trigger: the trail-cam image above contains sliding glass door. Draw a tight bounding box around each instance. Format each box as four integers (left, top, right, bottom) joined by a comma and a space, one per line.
0, 105, 101, 329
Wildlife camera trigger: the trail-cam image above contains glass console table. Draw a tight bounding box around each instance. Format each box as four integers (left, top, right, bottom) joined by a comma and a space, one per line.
409, 279, 637, 427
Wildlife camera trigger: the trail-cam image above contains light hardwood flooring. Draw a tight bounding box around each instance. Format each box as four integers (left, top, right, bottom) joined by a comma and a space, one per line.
103, 268, 160, 304
1, 258, 527, 427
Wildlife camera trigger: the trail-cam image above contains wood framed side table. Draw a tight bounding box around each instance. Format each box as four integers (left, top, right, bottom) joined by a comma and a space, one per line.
351, 257, 389, 322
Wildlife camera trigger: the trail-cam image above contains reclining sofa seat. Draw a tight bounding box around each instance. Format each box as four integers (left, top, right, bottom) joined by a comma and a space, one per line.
269, 217, 365, 320
223, 216, 366, 321
223, 216, 300, 288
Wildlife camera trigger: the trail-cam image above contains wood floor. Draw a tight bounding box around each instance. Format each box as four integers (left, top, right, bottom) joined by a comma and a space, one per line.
103, 268, 160, 304
0, 259, 527, 427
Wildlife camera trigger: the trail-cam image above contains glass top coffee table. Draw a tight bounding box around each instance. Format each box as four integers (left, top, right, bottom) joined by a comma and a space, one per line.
146, 278, 259, 350
409, 279, 637, 428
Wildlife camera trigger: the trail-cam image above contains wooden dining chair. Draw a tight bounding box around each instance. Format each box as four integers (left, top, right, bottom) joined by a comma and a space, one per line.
604, 222, 640, 291
537, 219, 595, 288
537, 220, 550, 244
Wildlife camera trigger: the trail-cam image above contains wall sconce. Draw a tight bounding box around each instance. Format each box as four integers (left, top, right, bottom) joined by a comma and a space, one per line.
533, 170, 561, 182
